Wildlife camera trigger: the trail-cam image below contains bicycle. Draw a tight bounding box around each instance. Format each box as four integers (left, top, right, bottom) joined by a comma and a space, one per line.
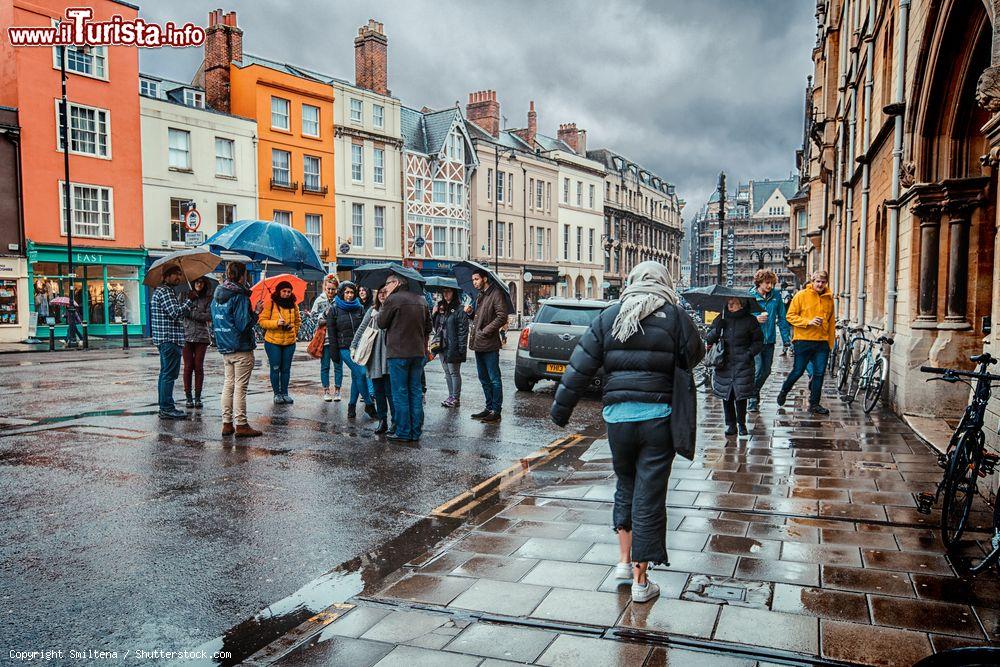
830, 319, 851, 379
837, 325, 869, 395
916, 354, 1000, 554
844, 330, 893, 414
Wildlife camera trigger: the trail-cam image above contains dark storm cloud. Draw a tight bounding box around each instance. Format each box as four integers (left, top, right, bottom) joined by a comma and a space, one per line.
139, 0, 815, 216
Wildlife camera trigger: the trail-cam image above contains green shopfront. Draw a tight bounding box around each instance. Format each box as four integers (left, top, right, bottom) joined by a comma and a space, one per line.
27, 242, 147, 337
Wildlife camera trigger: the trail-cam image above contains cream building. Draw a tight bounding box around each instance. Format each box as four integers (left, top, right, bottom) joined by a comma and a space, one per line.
139, 74, 257, 253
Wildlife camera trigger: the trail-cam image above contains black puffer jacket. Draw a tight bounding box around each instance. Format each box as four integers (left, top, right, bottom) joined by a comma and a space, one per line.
326, 284, 367, 350
434, 302, 469, 364
551, 303, 704, 426
705, 308, 764, 401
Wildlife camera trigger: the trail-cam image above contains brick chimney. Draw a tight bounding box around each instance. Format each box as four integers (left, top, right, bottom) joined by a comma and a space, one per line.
203, 9, 243, 114
513, 100, 538, 147
355, 19, 389, 95
558, 123, 586, 155
466, 90, 500, 138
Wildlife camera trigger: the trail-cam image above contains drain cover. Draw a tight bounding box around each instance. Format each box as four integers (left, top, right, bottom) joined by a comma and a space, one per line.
854, 461, 897, 471
682, 575, 772, 609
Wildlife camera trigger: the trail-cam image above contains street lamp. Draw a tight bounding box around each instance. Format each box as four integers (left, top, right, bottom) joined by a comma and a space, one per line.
59, 44, 83, 347
716, 172, 726, 284
749, 248, 773, 270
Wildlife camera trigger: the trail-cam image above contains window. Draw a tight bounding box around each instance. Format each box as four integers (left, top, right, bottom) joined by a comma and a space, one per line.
496, 171, 505, 203
271, 149, 291, 186
302, 104, 320, 137
563, 226, 571, 260
536, 227, 544, 260
54, 44, 106, 79
496, 221, 505, 257
215, 138, 235, 177
563, 177, 570, 203
373, 148, 384, 185
350, 98, 363, 123
373, 104, 384, 129
271, 97, 290, 130
487, 219, 493, 256
351, 144, 363, 182
434, 226, 447, 255
169, 197, 188, 242
139, 79, 158, 97
449, 183, 457, 205
305, 214, 322, 252
536, 180, 544, 209
57, 103, 109, 158
456, 183, 464, 206
577, 181, 583, 207
507, 173, 513, 203
576, 226, 582, 261
414, 177, 425, 201
273, 210, 292, 226
433, 180, 446, 203
217, 203, 235, 231
507, 223, 513, 258
589, 184, 596, 209
589, 228, 595, 262
450, 228, 458, 258
546, 182, 551, 210
528, 178, 535, 209
184, 89, 204, 109
303, 155, 321, 191
374, 206, 385, 249
487, 169, 493, 201
167, 129, 190, 170
61, 183, 112, 239
352, 203, 364, 246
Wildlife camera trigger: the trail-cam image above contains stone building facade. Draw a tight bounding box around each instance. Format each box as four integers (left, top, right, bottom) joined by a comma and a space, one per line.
793, 0, 1000, 478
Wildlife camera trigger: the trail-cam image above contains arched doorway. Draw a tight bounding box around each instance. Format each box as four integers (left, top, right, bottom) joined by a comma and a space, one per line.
588, 277, 597, 298
575, 276, 585, 297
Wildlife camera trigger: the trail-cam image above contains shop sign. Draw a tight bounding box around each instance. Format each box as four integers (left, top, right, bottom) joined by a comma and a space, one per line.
75, 253, 104, 264
523, 272, 533, 283
339, 243, 351, 255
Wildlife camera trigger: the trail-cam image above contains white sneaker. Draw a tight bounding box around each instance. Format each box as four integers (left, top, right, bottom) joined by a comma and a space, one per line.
614, 562, 633, 580
323, 390, 332, 403
631, 579, 660, 603
333, 388, 342, 402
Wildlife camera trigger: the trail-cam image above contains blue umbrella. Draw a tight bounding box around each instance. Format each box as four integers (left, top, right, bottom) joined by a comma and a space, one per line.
423, 276, 460, 293
352, 262, 425, 294
205, 220, 325, 278
453, 260, 514, 313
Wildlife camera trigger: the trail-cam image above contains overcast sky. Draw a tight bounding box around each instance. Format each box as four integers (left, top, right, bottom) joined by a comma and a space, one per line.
139, 0, 816, 221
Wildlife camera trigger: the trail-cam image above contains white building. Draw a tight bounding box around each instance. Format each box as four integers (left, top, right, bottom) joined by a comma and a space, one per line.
330, 77, 404, 275
139, 74, 257, 253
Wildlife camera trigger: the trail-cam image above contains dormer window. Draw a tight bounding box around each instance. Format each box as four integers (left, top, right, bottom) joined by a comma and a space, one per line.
184, 89, 205, 109
139, 79, 159, 98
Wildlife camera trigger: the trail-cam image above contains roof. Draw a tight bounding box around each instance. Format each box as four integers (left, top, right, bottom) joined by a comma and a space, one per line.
241, 53, 400, 101
586, 147, 675, 195
464, 121, 533, 151
401, 106, 465, 155
534, 132, 573, 152
750, 177, 798, 213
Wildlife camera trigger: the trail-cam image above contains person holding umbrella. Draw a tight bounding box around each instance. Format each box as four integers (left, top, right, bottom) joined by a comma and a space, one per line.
432, 287, 469, 408
352, 284, 394, 434
326, 281, 376, 418
259, 280, 301, 404
150, 265, 193, 419
705, 297, 764, 437
212, 261, 263, 437
466, 270, 510, 422
378, 274, 431, 442
311, 274, 343, 402
182, 277, 214, 408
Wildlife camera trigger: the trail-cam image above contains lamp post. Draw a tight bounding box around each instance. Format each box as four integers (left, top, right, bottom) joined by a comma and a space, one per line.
59, 45, 77, 347
749, 248, 773, 271
716, 172, 726, 284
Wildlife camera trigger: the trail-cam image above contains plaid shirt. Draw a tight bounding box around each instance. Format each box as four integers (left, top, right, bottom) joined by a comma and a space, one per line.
151, 285, 192, 346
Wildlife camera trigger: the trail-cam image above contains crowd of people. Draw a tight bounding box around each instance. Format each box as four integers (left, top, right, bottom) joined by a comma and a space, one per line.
148, 262, 512, 441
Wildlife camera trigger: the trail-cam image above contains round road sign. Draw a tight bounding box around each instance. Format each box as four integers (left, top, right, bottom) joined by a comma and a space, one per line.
184, 209, 202, 232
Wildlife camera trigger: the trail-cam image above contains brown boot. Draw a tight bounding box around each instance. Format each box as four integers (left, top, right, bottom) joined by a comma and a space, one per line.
222, 422, 235, 436
235, 424, 262, 438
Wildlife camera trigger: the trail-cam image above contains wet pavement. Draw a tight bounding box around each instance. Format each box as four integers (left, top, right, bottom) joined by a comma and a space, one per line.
270, 355, 1000, 667
0, 347, 602, 662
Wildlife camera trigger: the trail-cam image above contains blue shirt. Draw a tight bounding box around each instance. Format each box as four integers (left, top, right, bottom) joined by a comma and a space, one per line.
603, 401, 672, 423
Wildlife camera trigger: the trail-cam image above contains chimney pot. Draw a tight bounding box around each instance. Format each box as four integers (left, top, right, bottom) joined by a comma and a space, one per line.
466, 88, 501, 137
203, 7, 243, 114
355, 17, 389, 95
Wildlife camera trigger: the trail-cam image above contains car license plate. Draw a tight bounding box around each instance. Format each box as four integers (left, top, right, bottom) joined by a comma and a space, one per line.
546, 363, 566, 373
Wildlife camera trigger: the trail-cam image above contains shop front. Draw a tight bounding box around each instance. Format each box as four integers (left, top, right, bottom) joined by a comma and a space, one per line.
27, 243, 147, 338
401, 257, 457, 278
522, 266, 559, 315
0, 256, 29, 343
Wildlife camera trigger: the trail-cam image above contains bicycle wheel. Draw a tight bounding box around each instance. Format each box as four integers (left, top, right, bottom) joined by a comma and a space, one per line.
830, 342, 841, 378
837, 347, 853, 393
941, 428, 983, 547
845, 357, 864, 403
969, 498, 1000, 574
863, 357, 886, 414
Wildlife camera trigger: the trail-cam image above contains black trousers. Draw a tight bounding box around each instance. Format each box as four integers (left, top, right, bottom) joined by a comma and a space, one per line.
607, 416, 676, 566
723, 397, 747, 428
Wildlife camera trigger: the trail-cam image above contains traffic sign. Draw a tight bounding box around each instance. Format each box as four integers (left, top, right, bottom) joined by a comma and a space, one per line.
184, 209, 202, 232
185, 231, 205, 245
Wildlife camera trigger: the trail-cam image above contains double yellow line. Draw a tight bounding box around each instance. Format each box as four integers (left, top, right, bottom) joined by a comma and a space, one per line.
431, 433, 586, 519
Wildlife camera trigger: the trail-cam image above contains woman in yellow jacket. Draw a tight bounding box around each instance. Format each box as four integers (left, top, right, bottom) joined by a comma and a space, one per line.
259, 281, 301, 404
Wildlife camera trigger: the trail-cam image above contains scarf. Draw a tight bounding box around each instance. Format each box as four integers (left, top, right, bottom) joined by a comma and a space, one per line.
611, 261, 679, 343
334, 295, 362, 312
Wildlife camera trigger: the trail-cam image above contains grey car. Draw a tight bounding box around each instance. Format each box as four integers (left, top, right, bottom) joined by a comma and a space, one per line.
514, 297, 610, 392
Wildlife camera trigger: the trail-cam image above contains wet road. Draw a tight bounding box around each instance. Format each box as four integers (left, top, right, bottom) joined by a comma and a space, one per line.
0, 347, 602, 659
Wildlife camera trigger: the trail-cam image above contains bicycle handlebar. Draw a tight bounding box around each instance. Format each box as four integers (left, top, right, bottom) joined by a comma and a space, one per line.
919, 366, 948, 375
972, 353, 998, 366
920, 365, 1000, 382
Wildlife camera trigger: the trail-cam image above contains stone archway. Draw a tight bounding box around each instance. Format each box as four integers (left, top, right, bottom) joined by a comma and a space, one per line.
575, 276, 585, 297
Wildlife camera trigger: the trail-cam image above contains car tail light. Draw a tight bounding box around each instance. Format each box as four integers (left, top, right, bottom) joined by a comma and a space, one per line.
518, 327, 531, 350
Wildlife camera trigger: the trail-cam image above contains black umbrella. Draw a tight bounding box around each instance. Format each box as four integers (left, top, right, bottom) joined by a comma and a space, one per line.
452, 260, 515, 313
353, 262, 425, 294
681, 285, 764, 313
423, 276, 461, 293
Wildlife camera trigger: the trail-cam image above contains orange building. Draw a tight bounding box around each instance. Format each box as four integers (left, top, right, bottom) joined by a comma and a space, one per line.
0, 0, 146, 337
201, 10, 335, 269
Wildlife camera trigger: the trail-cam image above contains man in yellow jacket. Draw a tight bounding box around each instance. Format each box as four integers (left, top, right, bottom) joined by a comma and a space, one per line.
777, 270, 835, 415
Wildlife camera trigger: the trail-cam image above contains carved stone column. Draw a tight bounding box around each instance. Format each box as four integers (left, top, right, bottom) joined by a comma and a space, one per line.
943, 205, 972, 326
914, 202, 942, 324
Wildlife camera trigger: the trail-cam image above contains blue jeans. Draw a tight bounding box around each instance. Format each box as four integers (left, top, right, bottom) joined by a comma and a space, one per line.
157, 342, 182, 411
339, 348, 373, 406
753, 343, 776, 399
372, 376, 394, 421
323, 345, 345, 389
65, 321, 83, 344
388, 357, 425, 440
780, 340, 830, 406
264, 342, 295, 395
475, 350, 503, 412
